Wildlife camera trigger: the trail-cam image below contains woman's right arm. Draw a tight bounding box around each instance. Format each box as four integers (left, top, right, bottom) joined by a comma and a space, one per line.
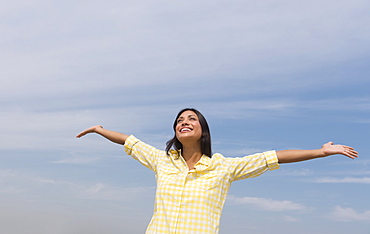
76, 125, 129, 145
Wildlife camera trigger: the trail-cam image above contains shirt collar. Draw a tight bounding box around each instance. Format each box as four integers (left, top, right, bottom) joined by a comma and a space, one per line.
170, 150, 212, 168
194, 154, 212, 171
169, 149, 180, 159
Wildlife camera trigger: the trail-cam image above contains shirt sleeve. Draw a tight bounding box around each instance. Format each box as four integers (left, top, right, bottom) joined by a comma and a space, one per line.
227, 150, 280, 181
124, 135, 162, 172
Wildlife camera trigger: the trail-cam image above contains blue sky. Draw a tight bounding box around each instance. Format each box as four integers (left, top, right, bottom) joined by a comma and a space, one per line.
1, 0, 370, 233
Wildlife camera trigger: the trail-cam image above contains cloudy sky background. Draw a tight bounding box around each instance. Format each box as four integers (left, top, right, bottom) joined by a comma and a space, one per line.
1, 0, 370, 233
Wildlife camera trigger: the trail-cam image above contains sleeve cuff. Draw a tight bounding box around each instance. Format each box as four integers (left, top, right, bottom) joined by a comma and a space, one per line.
264, 150, 280, 171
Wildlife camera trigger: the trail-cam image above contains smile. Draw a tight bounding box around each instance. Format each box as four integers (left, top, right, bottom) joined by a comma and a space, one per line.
180, 127, 192, 132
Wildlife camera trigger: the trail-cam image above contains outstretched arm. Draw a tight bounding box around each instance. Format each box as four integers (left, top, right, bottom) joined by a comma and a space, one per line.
76, 125, 129, 145
277, 142, 358, 163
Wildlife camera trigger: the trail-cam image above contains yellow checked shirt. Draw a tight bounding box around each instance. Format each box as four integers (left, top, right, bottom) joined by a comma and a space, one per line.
124, 135, 280, 234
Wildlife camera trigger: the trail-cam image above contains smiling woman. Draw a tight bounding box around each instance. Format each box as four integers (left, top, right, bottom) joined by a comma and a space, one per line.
76, 108, 358, 234
166, 108, 212, 159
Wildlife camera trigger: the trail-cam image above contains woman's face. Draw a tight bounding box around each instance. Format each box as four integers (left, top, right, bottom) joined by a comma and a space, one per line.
175, 110, 203, 144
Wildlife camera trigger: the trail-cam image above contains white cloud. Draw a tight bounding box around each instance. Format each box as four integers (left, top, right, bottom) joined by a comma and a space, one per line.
2, 0, 369, 101
328, 206, 370, 222
79, 183, 154, 201
0, 168, 154, 233
0, 169, 18, 178
0, 187, 26, 195
0, 198, 147, 234
0, 108, 145, 151
228, 195, 308, 211
297, 97, 370, 112
0, 168, 155, 204
2, 95, 367, 152
315, 177, 370, 184
281, 215, 300, 222
84, 183, 106, 194
53, 157, 101, 165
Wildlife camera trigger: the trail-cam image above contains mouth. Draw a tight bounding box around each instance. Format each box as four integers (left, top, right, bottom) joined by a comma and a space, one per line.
180, 127, 192, 133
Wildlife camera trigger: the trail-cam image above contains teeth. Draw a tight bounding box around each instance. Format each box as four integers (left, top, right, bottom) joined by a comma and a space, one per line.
181, 128, 192, 132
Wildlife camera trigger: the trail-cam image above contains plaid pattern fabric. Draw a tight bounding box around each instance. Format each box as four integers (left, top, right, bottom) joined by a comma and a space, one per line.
124, 135, 279, 234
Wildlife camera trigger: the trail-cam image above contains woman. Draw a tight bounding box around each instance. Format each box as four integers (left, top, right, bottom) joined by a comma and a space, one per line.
76, 108, 358, 234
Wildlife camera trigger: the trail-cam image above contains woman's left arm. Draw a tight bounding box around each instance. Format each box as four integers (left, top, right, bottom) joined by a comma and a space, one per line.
276, 142, 358, 163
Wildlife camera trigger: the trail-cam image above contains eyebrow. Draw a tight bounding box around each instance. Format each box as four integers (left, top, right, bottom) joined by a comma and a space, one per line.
177, 115, 197, 119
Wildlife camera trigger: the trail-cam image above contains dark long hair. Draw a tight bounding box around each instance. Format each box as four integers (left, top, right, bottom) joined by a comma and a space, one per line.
165, 108, 212, 157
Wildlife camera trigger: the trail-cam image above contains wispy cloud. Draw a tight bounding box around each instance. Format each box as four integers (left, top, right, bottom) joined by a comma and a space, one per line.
0, 187, 26, 195
3, 0, 369, 102
281, 215, 300, 222
79, 183, 154, 201
0, 108, 145, 151
228, 195, 308, 211
53, 157, 101, 165
315, 177, 370, 184
328, 206, 370, 222
0, 168, 154, 203
297, 97, 370, 112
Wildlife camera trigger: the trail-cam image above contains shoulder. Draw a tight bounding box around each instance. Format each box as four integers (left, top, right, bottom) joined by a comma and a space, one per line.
208, 153, 227, 168
124, 135, 166, 156
211, 153, 225, 160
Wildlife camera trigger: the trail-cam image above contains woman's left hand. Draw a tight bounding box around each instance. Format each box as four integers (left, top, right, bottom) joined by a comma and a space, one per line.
321, 142, 358, 159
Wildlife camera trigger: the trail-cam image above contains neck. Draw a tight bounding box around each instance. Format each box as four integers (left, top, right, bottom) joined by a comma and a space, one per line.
181, 143, 202, 163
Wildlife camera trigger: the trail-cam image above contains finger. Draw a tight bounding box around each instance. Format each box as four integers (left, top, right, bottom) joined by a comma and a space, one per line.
76, 131, 87, 138
343, 151, 355, 159
349, 150, 359, 158
342, 145, 354, 150
344, 149, 358, 159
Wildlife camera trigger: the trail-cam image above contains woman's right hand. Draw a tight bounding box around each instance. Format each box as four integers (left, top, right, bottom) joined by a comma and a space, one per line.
76, 125, 103, 138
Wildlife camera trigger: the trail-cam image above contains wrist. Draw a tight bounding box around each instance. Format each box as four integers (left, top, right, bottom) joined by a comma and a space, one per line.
94, 125, 104, 133
319, 147, 333, 157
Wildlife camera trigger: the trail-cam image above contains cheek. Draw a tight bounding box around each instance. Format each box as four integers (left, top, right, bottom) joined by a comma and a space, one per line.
175, 125, 181, 133
195, 124, 203, 135
175, 126, 181, 137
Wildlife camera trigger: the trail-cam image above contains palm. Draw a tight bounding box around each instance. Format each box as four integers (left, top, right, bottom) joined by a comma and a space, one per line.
76, 125, 102, 138
321, 142, 358, 159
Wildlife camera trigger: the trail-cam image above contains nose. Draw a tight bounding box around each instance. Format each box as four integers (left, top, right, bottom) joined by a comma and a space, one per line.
181, 119, 189, 126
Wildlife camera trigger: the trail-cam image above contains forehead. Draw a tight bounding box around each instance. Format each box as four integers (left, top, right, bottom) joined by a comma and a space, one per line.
178, 110, 197, 118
